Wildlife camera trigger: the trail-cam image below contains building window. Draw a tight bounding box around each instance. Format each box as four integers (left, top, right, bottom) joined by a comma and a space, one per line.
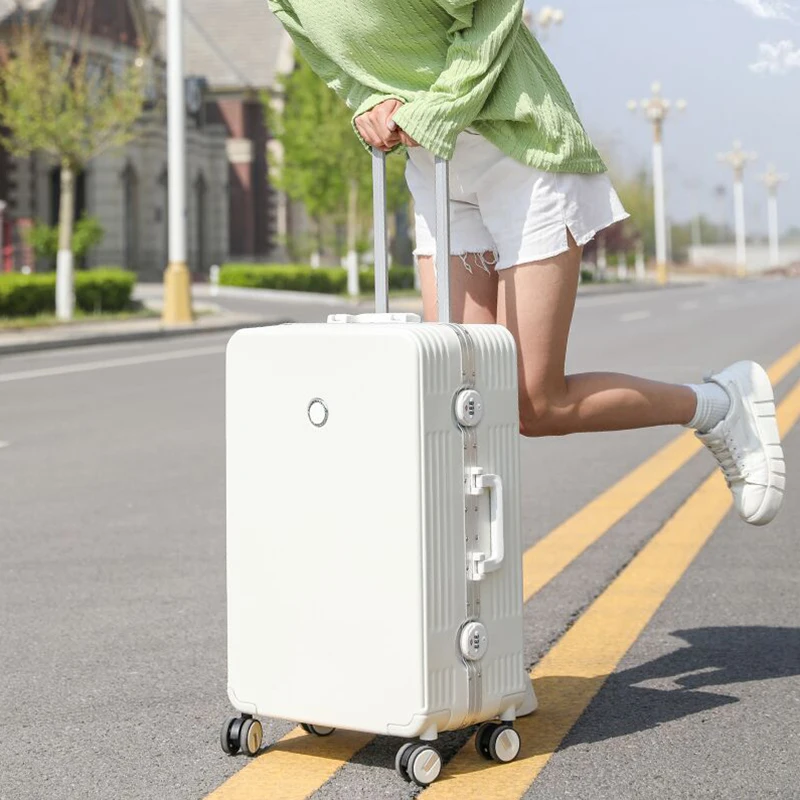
195, 172, 207, 274
122, 162, 140, 270
158, 166, 168, 265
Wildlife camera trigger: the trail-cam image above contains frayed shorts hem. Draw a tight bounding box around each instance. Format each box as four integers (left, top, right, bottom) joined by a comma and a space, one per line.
412, 210, 630, 272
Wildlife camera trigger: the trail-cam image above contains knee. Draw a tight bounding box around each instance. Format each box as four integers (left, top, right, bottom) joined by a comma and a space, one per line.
519, 382, 569, 438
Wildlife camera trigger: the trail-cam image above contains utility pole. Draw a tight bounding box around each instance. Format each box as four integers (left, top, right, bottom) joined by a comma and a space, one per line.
718, 141, 757, 278
163, 0, 193, 324
760, 165, 787, 269
628, 83, 686, 286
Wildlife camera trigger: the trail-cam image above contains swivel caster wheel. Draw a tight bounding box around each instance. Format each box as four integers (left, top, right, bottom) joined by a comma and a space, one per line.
220, 716, 241, 756
221, 715, 263, 757
475, 722, 521, 764
300, 723, 336, 737
238, 717, 263, 757
395, 742, 442, 787
394, 742, 417, 783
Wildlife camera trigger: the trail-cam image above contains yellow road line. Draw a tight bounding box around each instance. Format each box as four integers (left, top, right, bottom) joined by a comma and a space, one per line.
420, 378, 800, 799
523, 342, 800, 601
523, 432, 700, 599
206, 343, 800, 800
205, 728, 373, 800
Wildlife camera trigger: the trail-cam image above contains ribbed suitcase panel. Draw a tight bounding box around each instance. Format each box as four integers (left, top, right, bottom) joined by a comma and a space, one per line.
415, 327, 469, 721
424, 429, 461, 635
484, 651, 526, 699
482, 423, 524, 624
428, 667, 459, 716
467, 326, 528, 707
467, 326, 518, 393
412, 323, 527, 726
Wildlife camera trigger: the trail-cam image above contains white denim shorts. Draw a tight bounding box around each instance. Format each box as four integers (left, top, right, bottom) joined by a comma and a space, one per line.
406, 131, 629, 271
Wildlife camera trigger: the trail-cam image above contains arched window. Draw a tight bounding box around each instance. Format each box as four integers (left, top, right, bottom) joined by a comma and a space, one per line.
195, 172, 207, 274
122, 162, 140, 270
158, 166, 168, 265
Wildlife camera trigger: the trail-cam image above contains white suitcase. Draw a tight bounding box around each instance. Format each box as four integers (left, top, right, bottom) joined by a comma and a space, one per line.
222, 152, 537, 785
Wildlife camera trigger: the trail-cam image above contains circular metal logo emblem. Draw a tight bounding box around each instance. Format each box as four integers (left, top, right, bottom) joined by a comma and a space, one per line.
308, 398, 329, 428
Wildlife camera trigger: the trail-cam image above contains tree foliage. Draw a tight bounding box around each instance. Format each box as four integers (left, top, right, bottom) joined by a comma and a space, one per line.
265, 52, 410, 257
0, 22, 145, 171
25, 214, 105, 260
613, 168, 656, 255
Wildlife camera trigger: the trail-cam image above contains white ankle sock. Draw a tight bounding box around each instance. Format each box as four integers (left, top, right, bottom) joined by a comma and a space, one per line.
685, 382, 731, 433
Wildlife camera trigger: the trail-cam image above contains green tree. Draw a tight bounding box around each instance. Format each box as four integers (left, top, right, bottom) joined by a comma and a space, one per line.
0, 23, 144, 320
266, 52, 410, 277
266, 56, 347, 256
613, 168, 656, 257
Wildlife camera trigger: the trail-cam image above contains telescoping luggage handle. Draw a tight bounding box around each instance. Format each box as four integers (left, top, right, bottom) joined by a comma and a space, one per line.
372, 148, 451, 323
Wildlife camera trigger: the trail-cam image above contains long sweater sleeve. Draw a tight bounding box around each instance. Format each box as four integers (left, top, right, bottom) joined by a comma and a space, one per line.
267, 0, 398, 122
390, 0, 523, 159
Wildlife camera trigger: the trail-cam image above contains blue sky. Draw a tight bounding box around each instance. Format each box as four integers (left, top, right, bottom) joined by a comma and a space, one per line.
528, 0, 800, 234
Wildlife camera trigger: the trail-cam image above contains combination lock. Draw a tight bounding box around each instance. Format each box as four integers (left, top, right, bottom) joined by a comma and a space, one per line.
454, 390, 484, 427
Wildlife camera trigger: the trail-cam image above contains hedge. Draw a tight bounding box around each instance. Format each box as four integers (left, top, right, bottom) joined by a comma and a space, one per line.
0, 268, 136, 317
358, 267, 416, 293
220, 264, 417, 295
220, 264, 348, 294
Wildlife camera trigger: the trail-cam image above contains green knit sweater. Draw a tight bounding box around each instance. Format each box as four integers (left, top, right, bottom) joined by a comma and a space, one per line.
267, 0, 606, 174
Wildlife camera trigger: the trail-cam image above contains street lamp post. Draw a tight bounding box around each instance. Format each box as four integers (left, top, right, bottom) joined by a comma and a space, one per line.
628, 83, 686, 286
759, 165, 787, 269
163, 0, 193, 324
523, 6, 564, 38
718, 141, 757, 278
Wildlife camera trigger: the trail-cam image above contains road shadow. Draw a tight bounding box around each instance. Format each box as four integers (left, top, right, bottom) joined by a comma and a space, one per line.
562, 625, 800, 747
258, 626, 800, 778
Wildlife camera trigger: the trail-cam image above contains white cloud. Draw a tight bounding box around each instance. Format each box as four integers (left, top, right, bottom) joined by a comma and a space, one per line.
750, 39, 800, 72
735, 0, 795, 18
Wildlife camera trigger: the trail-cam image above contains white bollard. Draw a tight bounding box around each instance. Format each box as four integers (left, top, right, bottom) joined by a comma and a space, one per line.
346, 251, 359, 298
209, 264, 220, 297
617, 254, 629, 280
635, 242, 646, 282
597, 239, 607, 281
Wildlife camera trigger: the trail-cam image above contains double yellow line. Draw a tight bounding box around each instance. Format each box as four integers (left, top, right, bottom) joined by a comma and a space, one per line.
207, 342, 800, 800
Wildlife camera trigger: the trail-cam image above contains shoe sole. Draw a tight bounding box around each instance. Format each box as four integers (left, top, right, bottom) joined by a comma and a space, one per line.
736, 362, 785, 526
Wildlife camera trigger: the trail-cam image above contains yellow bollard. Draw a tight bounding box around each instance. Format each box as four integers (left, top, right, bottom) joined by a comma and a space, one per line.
162, 260, 193, 325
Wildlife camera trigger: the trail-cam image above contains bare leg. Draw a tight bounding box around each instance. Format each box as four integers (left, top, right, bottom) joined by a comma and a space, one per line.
497, 236, 697, 438
418, 252, 499, 324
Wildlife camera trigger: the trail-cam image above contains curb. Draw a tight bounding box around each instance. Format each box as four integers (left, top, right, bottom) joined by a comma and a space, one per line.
0, 318, 282, 357
204, 285, 346, 305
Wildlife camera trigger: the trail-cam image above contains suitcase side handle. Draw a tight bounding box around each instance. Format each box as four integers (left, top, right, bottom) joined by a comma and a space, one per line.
371, 149, 451, 323
468, 469, 505, 577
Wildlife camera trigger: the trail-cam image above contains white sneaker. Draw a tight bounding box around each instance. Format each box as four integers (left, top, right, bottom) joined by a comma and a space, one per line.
696, 361, 785, 526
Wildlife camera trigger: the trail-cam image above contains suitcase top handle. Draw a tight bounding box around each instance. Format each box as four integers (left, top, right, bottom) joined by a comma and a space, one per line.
372, 149, 451, 324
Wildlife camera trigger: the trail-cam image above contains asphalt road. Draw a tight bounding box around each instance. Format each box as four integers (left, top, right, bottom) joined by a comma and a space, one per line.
1, 277, 798, 800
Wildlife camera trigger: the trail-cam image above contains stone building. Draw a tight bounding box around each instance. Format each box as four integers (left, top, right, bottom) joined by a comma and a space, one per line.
0, 0, 292, 278
148, 0, 293, 264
